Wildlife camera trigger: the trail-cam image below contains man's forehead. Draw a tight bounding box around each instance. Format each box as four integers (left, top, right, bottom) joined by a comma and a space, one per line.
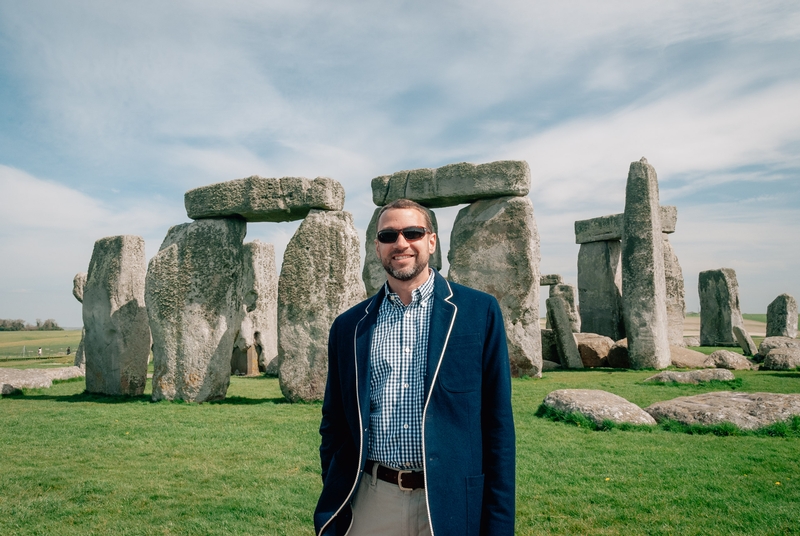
377, 207, 426, 228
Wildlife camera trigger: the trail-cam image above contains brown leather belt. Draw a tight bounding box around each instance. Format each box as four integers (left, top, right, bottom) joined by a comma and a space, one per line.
365, 460, 425, 490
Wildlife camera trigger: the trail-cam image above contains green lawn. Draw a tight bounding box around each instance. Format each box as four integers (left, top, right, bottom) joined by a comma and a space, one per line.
0, 329, 82, 360
2, 370, 799, 535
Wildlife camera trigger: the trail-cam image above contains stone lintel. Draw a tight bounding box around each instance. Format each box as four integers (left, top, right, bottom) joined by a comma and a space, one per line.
575, 205, 677, 244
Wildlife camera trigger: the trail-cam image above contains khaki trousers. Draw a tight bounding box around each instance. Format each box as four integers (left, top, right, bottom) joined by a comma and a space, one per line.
346, 463, 431, 536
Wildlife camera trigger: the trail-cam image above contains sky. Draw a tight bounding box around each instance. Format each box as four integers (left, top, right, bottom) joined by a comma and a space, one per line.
1, 0, 798, 328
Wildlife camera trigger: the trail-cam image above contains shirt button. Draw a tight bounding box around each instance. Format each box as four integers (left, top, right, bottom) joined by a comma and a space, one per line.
403, 424, 409, 429
403, 383, 409, 388
404, 347, 411, 353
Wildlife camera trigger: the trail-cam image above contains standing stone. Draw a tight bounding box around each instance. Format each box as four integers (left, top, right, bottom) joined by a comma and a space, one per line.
83, 235, 151, 396
372, 160, 530, 208
698, 268, 745, 346
362, 206, 442, 297
732, 325, 758, 357
577, 241, 625, 340
146, 218, 247, 402
72, 272, 88, 369
662, 235, 686, 346
766, 294, 798, 338
448, 196, 542, 377
548, 284, 580, 333
278, 210, 366, 402
546, 297, 583, 369
621, 158, 670, 369
234, 240, 278, 375
540, 328, 559, 363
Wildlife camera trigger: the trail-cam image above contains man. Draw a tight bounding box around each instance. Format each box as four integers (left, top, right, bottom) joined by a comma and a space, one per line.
314, 198, 515, 536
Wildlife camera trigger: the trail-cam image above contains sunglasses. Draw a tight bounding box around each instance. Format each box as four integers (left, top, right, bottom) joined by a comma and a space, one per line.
376, 226, 429, 244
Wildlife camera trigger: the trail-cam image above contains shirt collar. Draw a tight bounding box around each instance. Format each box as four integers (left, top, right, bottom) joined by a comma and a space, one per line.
383, 268, 436, 307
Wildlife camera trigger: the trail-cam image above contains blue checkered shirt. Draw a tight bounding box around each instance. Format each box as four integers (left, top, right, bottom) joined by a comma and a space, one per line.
367, 270, 435, 470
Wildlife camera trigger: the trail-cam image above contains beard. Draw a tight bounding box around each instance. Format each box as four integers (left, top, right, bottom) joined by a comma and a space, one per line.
382, 251, 428, 281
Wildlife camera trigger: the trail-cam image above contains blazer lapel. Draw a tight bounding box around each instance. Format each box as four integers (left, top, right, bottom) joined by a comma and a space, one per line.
354, 289, 384, 427
425, 270, 457, 399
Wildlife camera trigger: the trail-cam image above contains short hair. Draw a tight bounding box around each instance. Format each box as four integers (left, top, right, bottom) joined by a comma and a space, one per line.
377, 198, 434, 233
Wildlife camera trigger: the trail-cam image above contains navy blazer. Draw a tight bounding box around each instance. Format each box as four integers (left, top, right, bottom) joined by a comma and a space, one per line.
314, 270, 515, 536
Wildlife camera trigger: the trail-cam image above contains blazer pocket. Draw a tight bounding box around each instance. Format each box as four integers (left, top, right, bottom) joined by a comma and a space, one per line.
465, 474, 485, 536
438, 339, 482, 393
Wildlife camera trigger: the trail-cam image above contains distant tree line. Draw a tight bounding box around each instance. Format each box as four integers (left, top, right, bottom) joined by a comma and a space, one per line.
0, 318, 63, 331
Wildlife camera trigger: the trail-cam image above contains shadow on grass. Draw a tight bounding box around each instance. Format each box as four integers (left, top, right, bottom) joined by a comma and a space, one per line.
4, 390, 295, 405
758, 372, 800, 379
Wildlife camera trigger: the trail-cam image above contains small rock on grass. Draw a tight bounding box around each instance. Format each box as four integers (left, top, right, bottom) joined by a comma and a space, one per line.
542, 389, 656, 426
645, 392, 800, 430
761, 347, 800, 371
644, 369, 735, 384
707, 350, 754, 370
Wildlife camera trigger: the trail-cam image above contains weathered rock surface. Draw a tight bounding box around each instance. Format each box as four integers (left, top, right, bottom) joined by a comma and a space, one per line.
707, 350, 755, 370
540, 328, 559, 364
548, 284, 580, 333
670, 346, 712, 369
278, 210, 366, 402
645, 392, 800, 430
662, 236, 685, 346
83, 235, 151, 396
542, 360, 562, 371
540, 274, 563, 286
757, 336, 800, 359
621, 158, 670, 369
235, 240, 278, 375
699, 268, 745, 346
683, 336, 701, 347
146, 218, 247, 402
0, 366, 85, 394
767, 293, 798, 338
546, 297, 583, 369
73, 272, 87, 302
185, 176, 345, 222
577, 241, 625, 340
574, 206, 677, 244
761, 348, 800, 370
607, 339, 630, 369
362, 206, 442, 297
72, 273, 87, 368
542, 389, 656, 426
448, 196, 542, 377
372, 160, 530, 208
644, 369, 735, 384
732, 325, 758, 357
574, 333, 614, 368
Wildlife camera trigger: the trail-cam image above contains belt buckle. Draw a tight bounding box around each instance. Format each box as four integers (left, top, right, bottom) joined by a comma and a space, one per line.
396, 469, 413, 491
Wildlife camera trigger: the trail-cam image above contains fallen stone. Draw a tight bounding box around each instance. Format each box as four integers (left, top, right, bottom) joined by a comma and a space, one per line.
542, 360, 562, 371
278, 210, 366, 402
574, 205, 677, 244
699, 268, 745, 346
185, 176, 345, 222
0, 366, 86, 394
548, 284, 580, 333
707, 350, 755, 370
645, 392, 800, 430
236, 240, 278, 375
546, 297, 583, 369
757, 336, 800, 359
574, 333, 614, 368
621, 157, 670, 369
362, 206, 442, 297
761, 348, 800, 371
372, 160, 530, 208
540, 274, 563, 286
683, 336, 701, 347
577, 241, 625, 340
607, 339, 630, 369
83, 235, 151, 396
662, 235, 686, 346
542, 389, 656, 426
448, 196, 542, 377
732, 325, 758, 357
644, 369, 735, 384
540, 329, 559, 364
670, 346, 712, 369
767, 293, 798, 338
147, 218, 247, 402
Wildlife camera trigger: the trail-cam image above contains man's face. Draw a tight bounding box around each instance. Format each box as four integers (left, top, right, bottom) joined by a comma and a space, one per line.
375, 208, 437, 284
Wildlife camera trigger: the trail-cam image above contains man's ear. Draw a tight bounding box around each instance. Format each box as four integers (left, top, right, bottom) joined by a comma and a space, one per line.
428, 233, 437, 254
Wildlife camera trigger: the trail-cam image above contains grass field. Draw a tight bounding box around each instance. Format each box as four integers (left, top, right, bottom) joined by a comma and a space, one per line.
2, 369, 799, 535
0, 329, 83, 360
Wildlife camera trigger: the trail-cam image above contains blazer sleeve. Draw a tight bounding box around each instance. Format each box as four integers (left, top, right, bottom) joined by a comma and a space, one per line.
480, 297, 516, 535
319, 317, 347, 483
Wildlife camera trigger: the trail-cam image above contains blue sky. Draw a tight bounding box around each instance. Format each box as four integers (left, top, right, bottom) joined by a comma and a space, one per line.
1, 1, 798, 327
